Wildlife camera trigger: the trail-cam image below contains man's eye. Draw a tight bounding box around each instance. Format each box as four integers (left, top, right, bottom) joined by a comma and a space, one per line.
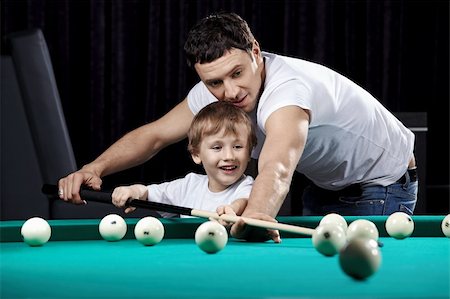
209, 81, 222, 88
232, 70, 242, 78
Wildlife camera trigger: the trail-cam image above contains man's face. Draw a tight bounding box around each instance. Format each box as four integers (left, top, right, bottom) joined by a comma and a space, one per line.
194, 44, 264, 113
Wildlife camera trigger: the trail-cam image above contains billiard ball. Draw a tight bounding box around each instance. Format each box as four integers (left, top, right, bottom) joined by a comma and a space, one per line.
312, 224, 346, 256
347, 219, 379, 241
21, 217, 51, 246
195, 221, 228, 254
339, 238, 382, 280
319, 213, 348, 232
442, 214, 450, 238
385, 212, 414, 239
134, 216, 165, 246
99, 214, 127, 241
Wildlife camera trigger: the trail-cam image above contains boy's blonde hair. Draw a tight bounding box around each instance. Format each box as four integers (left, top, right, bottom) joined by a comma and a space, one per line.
188, 101, 257, 156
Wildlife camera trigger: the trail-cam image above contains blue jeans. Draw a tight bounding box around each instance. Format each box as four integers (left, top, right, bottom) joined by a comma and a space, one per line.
302, 171, 418, 216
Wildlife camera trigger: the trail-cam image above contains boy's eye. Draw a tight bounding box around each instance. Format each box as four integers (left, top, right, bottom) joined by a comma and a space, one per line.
234, 145, 244, 149
211, 145, 222, 151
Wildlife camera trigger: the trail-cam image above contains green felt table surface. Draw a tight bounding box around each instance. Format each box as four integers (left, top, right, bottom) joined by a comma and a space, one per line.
1, 216, 449, 299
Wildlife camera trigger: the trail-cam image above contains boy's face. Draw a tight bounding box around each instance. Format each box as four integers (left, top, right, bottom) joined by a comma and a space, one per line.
191, 125, 251, 192
194, 43, 264, 113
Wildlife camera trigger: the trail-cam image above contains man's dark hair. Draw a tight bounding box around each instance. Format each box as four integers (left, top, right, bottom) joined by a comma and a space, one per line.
184, 12, 255, 68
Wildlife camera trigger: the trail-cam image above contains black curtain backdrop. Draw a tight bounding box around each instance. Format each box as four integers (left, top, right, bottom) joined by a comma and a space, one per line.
2, 0, 449, 209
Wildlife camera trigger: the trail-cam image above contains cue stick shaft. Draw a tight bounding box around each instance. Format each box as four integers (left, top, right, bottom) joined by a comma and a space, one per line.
191, 210, 314, 235
42, 184, 314, 236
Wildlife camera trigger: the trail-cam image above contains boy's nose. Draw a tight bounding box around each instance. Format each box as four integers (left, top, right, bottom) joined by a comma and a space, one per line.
222, 147, 235, 160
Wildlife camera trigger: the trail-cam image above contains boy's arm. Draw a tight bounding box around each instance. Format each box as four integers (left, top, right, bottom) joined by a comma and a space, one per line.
216, 198, 248, 216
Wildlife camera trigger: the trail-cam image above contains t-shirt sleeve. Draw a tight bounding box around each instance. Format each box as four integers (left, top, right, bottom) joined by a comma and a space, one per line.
147, 176, 189, 206
258, 79, 313, 133
187, 82, 217, 115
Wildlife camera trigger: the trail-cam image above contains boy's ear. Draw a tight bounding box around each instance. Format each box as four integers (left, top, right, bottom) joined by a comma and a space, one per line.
191, 153, 202, 165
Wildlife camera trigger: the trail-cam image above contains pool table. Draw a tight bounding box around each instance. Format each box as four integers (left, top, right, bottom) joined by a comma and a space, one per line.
1, 216, 449, 298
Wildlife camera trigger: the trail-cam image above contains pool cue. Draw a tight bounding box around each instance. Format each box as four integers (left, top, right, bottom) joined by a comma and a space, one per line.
42, 184, 315, 236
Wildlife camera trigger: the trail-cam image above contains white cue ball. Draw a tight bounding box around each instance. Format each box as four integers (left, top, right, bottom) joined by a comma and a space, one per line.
319, 213, 348, 232
347, 219, 379, 241
134, 216, 165, 246
312, 224, 346, 256
195, 221, 228, 254
385, 212, 414, 239
21, 217, 51, 246
442, 214, 450, 238
99, 214, 127, 241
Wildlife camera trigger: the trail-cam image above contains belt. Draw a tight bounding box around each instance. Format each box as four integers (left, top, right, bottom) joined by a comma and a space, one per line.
310, 183, 362, 199
396, 168, 418, 184
311, 168, 418, 200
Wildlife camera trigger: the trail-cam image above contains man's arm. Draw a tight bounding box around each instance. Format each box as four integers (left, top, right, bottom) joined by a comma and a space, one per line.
58, 98, 194, 203
231, 105, 309, 240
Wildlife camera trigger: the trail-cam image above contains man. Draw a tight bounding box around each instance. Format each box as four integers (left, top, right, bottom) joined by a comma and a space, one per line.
58, 12, 417, 242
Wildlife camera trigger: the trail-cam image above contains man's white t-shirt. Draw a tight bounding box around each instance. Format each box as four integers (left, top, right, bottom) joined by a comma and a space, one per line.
187, 52, 414, 190
147, 173, 253, 217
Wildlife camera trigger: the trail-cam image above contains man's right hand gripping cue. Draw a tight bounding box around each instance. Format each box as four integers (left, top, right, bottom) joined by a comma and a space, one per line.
57, 166, 102, 204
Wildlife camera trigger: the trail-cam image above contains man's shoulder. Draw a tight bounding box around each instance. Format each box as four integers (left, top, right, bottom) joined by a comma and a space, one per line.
263, 51, 307, 66
263, 51, 306, 84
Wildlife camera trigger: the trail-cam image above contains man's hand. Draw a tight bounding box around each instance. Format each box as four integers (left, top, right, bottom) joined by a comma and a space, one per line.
230, 212, 281, 243
57, 167, 102, 204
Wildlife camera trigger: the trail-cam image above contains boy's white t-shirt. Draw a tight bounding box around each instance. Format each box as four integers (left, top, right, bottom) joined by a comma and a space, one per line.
187, 52, 414, 190
147, 173, 253, 218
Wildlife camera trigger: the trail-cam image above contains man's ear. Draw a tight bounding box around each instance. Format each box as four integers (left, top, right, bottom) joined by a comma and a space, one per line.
252, 40, 261, 56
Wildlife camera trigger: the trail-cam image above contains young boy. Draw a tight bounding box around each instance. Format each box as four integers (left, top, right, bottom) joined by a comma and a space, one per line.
111, 101, 257, 217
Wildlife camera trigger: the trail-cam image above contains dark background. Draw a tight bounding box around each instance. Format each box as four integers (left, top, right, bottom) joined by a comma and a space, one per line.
1, 0, 449, 215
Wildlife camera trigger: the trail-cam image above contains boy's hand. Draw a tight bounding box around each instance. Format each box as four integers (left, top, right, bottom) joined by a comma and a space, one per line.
216, 205, 237, 228
111, 184, 147, 213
